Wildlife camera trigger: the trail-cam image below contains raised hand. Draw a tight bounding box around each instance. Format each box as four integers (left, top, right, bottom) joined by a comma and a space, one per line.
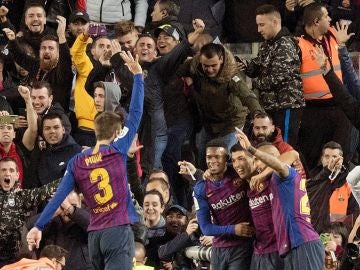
335, 21, 355, 46
110, 39, 122, 56
235, 127, 251, 150
18, 85, 31, 102
285, 0, 297, 11
120, 51, 142, 75
3, 27, 15, 41
178, 160, 196, 176
192, 19, 205, 34
0, 6, 9, 18
26, 227, 42, 251
56, 16, 66, 43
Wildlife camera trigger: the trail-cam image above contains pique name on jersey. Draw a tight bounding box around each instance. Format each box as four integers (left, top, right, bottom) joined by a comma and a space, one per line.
211, 191, 246, 210
85, 152, 103, 166
249, 193, 273, 209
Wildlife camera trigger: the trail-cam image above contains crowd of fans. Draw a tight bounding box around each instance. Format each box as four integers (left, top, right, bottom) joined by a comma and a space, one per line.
0, 0, 360, 269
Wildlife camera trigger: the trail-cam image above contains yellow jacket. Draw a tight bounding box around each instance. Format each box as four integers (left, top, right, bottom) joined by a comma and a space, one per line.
70, 34, 97, 130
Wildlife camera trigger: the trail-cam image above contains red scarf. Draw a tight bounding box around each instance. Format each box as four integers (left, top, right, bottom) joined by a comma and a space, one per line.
0, 143, 23, 186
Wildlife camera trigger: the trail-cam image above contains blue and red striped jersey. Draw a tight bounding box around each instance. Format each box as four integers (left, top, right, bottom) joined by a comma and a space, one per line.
35, 74, 144, 231
269, 166, 319, 255
194, 168, 252, 248
247, 179, 277, 255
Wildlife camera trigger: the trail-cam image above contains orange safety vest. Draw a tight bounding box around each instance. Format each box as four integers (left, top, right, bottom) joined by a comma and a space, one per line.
298, 28, 342, 100
329, 182, 352, 220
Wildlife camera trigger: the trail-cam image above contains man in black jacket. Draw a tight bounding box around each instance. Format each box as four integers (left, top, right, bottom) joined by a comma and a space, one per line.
3, 15, 73, 113
26, 191, 92, 270
307, 141, 359, 233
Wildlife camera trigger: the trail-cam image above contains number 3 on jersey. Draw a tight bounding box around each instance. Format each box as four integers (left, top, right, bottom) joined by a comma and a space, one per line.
299, 178, 310, 215
90, 168, 114, 204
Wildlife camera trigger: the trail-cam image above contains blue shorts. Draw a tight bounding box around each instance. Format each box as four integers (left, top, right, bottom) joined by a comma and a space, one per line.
88, 225, 135, 270
211, 241, 253, 270
283, 240, 324, 270
250, 251, 284, 270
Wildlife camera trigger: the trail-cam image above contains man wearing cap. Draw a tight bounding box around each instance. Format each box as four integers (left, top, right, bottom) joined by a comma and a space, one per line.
111, 19, 205, 177
67, 11, 90, 47
158, 205, 200, 269
154, 24, 181, 55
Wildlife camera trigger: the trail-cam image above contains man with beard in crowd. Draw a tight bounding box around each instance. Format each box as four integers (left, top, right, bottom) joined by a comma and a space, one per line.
248, 112, 306, 189
3, 15, 73, 113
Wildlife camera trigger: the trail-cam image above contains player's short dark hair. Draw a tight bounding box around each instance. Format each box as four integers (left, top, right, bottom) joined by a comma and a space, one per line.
94, 111, 123, 141
303, 2, 327, 26
40, 245, 68, 261
206, 138, 228, 151
230, 143, 246, 154
255, 4, 281, 19
144, 189, 165, 207
0, 157, 18, 171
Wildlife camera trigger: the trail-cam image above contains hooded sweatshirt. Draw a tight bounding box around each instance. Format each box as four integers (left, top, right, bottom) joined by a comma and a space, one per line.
102, 82, 122, 112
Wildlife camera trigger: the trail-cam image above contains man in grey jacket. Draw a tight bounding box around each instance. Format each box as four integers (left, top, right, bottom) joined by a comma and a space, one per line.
87, 0, 148, 31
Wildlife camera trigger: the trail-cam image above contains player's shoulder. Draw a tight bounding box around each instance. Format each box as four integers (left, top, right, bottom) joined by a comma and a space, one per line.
193, 180, 206, 196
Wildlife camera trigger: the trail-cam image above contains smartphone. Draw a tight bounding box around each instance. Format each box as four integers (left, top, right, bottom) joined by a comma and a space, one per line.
88, 23, 107, 38
0, 115, 18, 125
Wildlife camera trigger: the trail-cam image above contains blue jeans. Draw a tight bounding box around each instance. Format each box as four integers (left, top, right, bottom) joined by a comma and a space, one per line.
196, 128, 238, 170
88, 225, 134, 270
162, 122, 193, 207
154, 134, 168, 169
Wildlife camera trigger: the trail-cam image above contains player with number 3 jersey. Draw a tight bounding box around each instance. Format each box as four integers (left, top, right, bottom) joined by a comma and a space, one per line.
26, 51, 144, 270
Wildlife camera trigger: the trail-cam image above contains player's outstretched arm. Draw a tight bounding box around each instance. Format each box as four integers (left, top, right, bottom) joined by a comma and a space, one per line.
235, 127, 289, 178
120, 51, 142, 75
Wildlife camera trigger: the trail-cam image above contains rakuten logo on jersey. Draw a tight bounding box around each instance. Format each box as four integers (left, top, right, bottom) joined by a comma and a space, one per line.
249, 193, 273, 209
211, 191, 246, 210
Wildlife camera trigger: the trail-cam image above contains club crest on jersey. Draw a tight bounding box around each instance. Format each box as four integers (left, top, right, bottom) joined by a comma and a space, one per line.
233, 177, 242, 187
